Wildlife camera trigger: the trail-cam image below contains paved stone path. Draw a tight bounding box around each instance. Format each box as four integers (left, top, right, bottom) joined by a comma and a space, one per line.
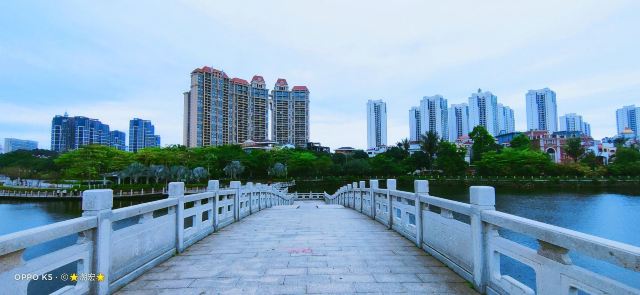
117, 201, 477, 294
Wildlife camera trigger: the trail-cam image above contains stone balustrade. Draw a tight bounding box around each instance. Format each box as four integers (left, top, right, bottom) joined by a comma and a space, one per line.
0, 180, 294, 295
294, 192, 325, 200
324, 179, 640, 295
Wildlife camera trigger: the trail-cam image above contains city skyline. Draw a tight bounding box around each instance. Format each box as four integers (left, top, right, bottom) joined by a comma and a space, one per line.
1, 1, 640, 150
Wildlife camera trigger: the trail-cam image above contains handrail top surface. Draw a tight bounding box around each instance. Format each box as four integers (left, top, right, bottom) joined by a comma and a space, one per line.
112, 198, 178, 221
0, 216, 97, 256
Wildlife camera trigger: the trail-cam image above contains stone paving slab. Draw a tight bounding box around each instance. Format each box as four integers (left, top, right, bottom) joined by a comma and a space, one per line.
116, 201, 477, 295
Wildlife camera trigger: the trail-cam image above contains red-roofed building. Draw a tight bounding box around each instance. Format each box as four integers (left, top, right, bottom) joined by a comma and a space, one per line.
292, 86, 309, 91
230, 78, 249, 85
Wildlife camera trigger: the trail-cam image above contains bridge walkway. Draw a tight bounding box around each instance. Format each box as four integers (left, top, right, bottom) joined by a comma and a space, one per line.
117, 201, 476, 294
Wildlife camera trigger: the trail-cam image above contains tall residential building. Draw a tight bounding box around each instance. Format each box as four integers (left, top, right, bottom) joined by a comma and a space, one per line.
250, 75, 269, 141
448, 103, 469, 142
616, 105, 639, 137
51, 114, 110, 152
184, 67, 309, 147
367, 99, 387, 149
526, 88, 558, 132
291, 86, 310, 148
497, 103, 515, 135
419, 95, 448, 140
129, 118, 160, 152
109, 130, 127, 151
270, 80, 310, 148
4, 138, 38, 153
468, 89, 499, 136
409, 107, 421, 141
559, 113, 591, 136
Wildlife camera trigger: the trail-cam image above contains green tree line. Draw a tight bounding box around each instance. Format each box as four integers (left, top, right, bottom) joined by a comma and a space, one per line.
1, 126, 639, 184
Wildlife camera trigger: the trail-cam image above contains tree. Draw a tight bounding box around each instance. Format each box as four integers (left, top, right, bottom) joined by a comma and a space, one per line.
563, 138, 585, 163
397, 138, 410, 157
420, 131, 440, 170
342, 159, 371, 176
435, 141, 467, 175
608, 147, 640, 176
192, 167, 209, 182
476, 148, 554, 176
469, 126, 497, 162
351, 150, 369, 160
123, 162, 147, 184
55, 145, 133, 182
509, 134, 531, 150
269, 163, 287, 178
149, 165, 167, 184
223, 161, 245, 179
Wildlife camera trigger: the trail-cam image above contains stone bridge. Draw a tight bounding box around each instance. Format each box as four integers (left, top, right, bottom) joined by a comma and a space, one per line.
0, 180, 639, 295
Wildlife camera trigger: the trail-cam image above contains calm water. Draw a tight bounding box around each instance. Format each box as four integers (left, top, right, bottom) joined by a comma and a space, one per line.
1, 188, 639, 291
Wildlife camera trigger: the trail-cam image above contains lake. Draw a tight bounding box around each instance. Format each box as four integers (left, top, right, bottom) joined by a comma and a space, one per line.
0, 186, 638, 292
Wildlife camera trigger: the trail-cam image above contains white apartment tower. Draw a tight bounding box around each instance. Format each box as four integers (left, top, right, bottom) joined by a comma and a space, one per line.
409, 107, 421, 141
468, 89, 499, 136
448, 103, 469, 142
526, 88, 558, 132
559, 113, 591, 136
497, 103, 515, 135
367, 99, 387, 149
419, 95, 448, 140
616, 105, 639, 137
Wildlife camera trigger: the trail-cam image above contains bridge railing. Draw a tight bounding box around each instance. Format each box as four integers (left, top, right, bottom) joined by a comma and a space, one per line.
0, 180, 294, 295
324, 179, 640, 295
294, 192, 325, 200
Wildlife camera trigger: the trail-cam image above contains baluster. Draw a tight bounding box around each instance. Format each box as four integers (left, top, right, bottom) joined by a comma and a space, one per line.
230, 181, 241, 221
414, 180, 428, 248
82, 189, 113, 295
387, 179, 396, 229
470, 186, 496, 294
168, 182, 185, 253
370, 180, 379, 219
359, 181, 366, 213
207, 180, 219, 231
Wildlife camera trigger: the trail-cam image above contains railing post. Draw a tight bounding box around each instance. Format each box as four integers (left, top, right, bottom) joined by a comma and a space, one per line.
387, 179, 396, 229
168, 182, 185, 253
346, 184, 353, 208
247, 182, 254, 215
352, 182, 358, 209
359, 180, 365, 213
414, 180, 427, 248
207, 180, 219, 231
82, 189, 113, 295
470, 186, 496, 293
230, 181, 241, 221
370, 180, 379, 219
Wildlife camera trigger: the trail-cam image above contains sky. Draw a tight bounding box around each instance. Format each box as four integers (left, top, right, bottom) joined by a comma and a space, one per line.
1, 0, 639, 151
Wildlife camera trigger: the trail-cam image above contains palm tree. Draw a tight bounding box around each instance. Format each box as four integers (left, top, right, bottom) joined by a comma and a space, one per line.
269, 163, 287, 178
124, 162, 146, 184
397, 138, 411, 156
149, 165, 167, 184
192, 167, 209, 182
420, 131, 440, 170
224, 161, 245, 179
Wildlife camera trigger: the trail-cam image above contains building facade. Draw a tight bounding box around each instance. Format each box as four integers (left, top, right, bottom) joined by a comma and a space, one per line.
109, 130, 127, 151
559, 113, 591, 136
3, 138, 38, 153
468, 89, 499, 136
419, 95, 448, 140
366, 99, 387, 149
526, 88, 558, 132
51, 114, 110, 153
409, 107, 421, 141
448, 103, 469, 142
129, 118, 160, 152
184, 67, 309, 148
497, 103, 515, 135
616, 105, 639, 137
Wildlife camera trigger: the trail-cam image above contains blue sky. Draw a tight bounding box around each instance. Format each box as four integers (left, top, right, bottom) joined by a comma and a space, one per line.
1, 1, 639, 150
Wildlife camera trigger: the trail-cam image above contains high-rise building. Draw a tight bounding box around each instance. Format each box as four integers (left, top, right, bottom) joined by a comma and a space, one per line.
497, 103, 515, 135
291, 86, 310, 148
468, 89, 499, 135
109, 130, 127, 151
51, 113, 110, 152
184, 67, 309, 147
367, 99, 387, 149
419, 95, 448, 140
409, 107, 421, 141
448, 103, 469, 142
558, 113, 591, 136
616, 105, 639, 137
250, 75, 269, 142
526, 88, 558, 132
129, 118, 160, 152
4, 138, 38, 153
